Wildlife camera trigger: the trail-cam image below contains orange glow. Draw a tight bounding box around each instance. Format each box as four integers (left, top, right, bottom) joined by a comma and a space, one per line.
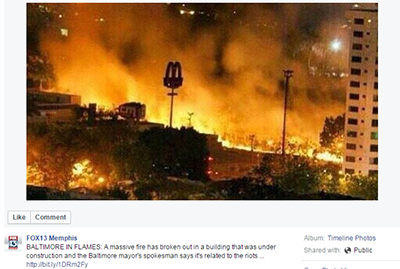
315, 152, 343, 163
27, 159, 110, 191
40, 3, 346, 145
72, 159, 90, 176
70, 160, 107, 189
27, 164, 44, 186
218, 136, 343, 163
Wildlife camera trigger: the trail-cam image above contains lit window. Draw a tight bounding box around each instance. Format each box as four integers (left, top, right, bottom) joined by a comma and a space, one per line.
60, 28, 68, 37
370, 132, 378, 140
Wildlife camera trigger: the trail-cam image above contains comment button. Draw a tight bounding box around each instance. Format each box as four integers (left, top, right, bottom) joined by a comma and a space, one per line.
31, 211, 71, 224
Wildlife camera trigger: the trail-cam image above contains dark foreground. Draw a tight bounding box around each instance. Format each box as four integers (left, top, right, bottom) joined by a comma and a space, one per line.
27, 179, 361, 201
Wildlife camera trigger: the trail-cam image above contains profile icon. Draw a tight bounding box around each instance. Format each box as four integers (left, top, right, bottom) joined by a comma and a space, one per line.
4, 235, 21, 251
8, 236, 18, 250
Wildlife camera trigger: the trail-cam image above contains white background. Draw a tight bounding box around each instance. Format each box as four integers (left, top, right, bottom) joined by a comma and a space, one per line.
2, 227, 400, 268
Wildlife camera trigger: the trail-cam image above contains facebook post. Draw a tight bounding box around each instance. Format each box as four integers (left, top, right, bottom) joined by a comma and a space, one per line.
1, 1, 399, 269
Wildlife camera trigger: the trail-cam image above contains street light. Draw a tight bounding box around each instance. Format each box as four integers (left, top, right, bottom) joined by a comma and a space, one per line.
330, 39, 342, 52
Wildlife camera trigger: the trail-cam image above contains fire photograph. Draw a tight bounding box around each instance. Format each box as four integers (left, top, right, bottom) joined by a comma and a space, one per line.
26, 3, 378, 200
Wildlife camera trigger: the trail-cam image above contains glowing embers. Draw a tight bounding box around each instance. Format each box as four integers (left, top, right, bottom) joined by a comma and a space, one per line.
27, 164, 45, 186
315, 152, 342, 163
27, 159, 108, 191
72, 159, 90, 176
70, 159, 107, 189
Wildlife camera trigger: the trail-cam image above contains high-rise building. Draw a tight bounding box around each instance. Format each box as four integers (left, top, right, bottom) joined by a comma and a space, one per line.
343, 3, 378, 176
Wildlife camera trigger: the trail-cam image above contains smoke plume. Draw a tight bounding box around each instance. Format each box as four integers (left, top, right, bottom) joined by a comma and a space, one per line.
40, 3, 349, 144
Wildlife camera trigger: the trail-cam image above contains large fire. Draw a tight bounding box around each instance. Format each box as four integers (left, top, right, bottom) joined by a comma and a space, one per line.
69, 159, 108, 189
28, 3, 350, 195
218, 136, 343, 163
40, 3, 346, 145
27, 159, 109, 191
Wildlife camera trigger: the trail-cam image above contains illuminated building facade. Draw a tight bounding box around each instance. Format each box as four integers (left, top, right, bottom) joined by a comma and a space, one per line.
343, 3, 378, 176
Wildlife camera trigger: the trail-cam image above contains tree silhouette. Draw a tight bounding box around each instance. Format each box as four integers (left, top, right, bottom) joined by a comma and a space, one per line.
319, 114, 345, 148
27, 54, 56, 90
